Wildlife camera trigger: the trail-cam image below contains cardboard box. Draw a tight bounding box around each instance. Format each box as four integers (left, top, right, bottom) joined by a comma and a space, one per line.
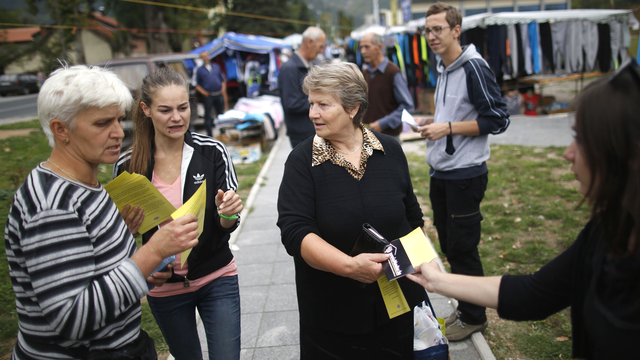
229, 142, 262, 164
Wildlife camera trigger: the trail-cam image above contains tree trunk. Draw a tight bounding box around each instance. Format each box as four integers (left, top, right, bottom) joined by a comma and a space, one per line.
144, 4, 170, 54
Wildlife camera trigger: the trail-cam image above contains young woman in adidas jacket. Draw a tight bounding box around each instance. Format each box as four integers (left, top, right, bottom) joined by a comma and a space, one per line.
114, 68, 243, 360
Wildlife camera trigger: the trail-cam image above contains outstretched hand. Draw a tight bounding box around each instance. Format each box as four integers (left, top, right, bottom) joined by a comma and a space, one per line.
406, 261, 442, 292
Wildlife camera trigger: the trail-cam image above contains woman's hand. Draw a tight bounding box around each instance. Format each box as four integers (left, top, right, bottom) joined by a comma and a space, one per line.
149, 214, 199, 259
406, 261, 442, 292
215, 189, 243, 228
146, 263, 174, 287
120, 204, 144, 236
348, 253, 391, 283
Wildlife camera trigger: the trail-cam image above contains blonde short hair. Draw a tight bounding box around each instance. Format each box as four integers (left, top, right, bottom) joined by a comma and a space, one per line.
302, 62, 368, 126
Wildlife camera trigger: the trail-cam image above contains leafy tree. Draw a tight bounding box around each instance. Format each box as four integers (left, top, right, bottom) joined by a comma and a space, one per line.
105, 0, 218, 54
572, 0, 639, 9
221, 0, 314, 36
25, 0, 97, 61
337, 11, 353, 38
0, 8, 42, 74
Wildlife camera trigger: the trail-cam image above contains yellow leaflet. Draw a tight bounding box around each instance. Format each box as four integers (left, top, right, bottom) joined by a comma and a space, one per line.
377, 273, 410, 319
104, 171, 176, 234
171, 180, 206, 267
400, 227, 437, 267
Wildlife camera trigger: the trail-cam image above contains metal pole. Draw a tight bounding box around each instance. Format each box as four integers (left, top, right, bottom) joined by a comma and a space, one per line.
460, 0, 465, 16
373, 0, 380, 25
567, 0, 571, 9
514, 0, 519, 12
487, 0, 492, 13
540, 0, 545, 11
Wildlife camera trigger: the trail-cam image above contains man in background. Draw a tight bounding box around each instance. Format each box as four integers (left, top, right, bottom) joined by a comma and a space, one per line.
360, 32, 414, 141
195, 51, 228, 137
278, 26, 326, 148
417, 2, 510, 341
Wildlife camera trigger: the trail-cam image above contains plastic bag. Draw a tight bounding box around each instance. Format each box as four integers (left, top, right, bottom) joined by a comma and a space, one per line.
413, 301, 446, 351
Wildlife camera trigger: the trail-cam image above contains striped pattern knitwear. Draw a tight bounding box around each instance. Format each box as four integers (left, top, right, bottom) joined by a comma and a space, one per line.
4, 164, 148, 360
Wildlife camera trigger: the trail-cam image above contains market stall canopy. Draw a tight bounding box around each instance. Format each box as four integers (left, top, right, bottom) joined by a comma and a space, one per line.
189, 32, 291, 61
352, 9, 638, 39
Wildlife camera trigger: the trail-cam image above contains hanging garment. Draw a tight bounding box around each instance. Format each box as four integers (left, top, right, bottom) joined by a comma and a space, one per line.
515, 24, 527, 77
551, 22, 568, 74
520, 23, 533, 75
610, 21, 628, 68
528, 22, 541, 74
268, 50, 278, 90
223, 50, 240, 81
508, 24, 519, 77
581, 21, 599, 72
539, 22, 555, 73
536, 23, 546, 73
597, 24, 612, 72
244, 60, 262, 98
394, 42, 408, 83
460, 27, 486, 57
420, 36, 431, 85
565, 21, 583, 73
486, 25, 508, 81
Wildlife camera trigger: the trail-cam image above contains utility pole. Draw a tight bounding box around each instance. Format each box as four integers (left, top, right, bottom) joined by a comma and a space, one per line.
373, 0, 380, 25
53, 0, 67, 62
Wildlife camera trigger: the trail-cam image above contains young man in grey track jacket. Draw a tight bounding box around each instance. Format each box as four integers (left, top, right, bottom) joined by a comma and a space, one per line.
417, 2, 510, 342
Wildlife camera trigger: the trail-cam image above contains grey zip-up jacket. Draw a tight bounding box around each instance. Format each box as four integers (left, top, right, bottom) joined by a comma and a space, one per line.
427, 44, 510, 179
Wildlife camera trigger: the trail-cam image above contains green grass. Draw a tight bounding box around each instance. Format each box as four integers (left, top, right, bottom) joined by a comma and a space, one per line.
0, 120, 41, 130
0, 129, 266, 358
406, 141, 589, 360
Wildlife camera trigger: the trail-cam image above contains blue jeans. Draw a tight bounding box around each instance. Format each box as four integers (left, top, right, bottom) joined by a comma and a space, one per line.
203, 94, 225, 137
147, 275, 241, 360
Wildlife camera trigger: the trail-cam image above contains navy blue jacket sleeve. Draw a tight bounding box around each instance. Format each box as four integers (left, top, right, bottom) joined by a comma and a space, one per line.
278, 61, 310, 115
465, 59, 510, 136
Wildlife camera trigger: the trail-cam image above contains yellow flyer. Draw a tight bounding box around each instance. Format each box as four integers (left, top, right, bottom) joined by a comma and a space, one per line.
104, 171, 177, 234
399, 227, 437, 267
377, 273, 410, 319
171, 180, 206, 266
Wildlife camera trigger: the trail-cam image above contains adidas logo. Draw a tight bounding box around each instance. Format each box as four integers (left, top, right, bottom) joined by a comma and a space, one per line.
193, 173, 205, 184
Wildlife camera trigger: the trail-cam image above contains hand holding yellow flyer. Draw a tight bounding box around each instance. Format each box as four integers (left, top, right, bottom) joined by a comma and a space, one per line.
171, 180, 206, 266
104, 171, 177, 234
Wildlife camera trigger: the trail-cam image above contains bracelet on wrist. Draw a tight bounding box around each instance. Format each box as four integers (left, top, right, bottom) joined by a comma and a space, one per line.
217, 207, 238, 220
448, 122, 452, 136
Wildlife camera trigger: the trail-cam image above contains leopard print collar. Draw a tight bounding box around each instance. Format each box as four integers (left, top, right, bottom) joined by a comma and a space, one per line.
311, 125, 385, 180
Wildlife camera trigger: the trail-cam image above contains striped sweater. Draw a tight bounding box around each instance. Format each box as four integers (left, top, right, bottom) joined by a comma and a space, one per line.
4, 164, 148, 360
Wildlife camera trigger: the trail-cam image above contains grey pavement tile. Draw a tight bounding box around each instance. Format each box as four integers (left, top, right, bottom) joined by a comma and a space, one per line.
264, 284, 298, 312
239, 285, 269, 314
252, 345, 300, 360
255, 310, 300, 347
239, 217, 279, 234
448, 338, 480, 360
235, 228, 281, 247
245, 201, 278, 219
240, 348, 254, 360
275, 244, 292, 262
238, 263, 274, 287
241, 313, 262, 349
271, 260, 296, 284
233, 243, 279, 265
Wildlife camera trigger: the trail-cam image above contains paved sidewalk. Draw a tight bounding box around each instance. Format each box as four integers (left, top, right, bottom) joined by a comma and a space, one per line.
182, 127, 497, 360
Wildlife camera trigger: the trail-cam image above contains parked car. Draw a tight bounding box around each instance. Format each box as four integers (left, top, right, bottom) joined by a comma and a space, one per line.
0, 73, 40, 96
91, 53, 201, 147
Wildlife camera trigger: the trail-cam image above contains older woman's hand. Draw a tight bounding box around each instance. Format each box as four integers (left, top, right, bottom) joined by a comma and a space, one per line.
150, 214, 199, 258
348, 253, 390, 283
120, 204, 144, 236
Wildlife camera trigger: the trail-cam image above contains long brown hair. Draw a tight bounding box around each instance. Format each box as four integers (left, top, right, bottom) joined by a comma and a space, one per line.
575, 71, 640, 257
128, 67, 189, 175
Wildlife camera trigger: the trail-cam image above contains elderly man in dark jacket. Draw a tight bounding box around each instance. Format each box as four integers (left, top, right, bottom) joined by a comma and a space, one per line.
277, 26, 326, 148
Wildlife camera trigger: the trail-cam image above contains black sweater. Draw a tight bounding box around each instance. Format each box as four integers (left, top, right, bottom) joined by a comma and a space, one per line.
498, 220, 640, 359
277, 132, 426, 334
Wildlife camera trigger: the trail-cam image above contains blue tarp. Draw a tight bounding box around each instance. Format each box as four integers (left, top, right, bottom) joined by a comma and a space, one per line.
187, 32, 290, 71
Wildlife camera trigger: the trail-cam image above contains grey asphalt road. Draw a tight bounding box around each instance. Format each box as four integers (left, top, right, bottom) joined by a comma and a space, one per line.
0, 94, 38, 121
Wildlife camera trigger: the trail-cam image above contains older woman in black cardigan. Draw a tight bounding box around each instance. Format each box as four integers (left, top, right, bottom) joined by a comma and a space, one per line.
277, 62, 426, 359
